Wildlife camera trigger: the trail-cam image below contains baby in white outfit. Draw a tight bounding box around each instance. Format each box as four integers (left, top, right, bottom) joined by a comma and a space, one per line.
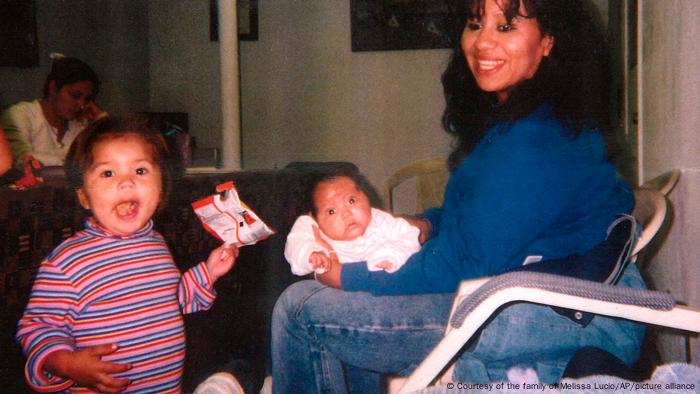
285, 170, 421, 276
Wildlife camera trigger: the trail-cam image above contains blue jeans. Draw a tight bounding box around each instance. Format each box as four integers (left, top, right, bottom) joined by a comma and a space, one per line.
271, 265, 646, 393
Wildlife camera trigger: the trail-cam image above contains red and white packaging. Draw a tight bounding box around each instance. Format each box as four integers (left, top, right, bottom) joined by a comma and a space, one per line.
192, 181, 275, 247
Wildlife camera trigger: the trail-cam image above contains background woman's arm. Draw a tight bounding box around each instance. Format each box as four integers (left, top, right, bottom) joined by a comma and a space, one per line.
0, 127, 12, 176
1, 107, 34, 169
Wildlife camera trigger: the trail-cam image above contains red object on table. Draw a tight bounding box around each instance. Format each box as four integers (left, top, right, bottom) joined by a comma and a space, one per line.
11, 155, 44, 189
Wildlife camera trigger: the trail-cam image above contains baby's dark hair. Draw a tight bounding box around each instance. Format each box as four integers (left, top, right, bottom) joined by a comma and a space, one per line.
43, 56, 100, 98
65, 115, 176, 210
305, 168, 378, 217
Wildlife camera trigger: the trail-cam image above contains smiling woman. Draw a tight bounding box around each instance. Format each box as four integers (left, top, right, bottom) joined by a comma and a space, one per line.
461, 0, 554, 103
0, 55, 103, 170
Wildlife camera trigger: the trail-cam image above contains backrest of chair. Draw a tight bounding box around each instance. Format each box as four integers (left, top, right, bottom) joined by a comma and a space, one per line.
631, 188, 667, 256
383, 159, 449, 213
641, 169, 681, 196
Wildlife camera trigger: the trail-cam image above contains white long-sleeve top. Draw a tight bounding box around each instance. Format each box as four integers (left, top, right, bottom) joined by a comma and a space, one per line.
1, 100, 88, 168
284, 208, 421, 276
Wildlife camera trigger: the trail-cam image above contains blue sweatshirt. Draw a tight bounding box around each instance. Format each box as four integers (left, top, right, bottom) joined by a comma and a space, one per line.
342, 103, 634, 295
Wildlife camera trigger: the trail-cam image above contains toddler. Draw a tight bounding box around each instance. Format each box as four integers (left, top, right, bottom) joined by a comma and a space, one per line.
16, 116, 238, 393
285, 170, 421, 276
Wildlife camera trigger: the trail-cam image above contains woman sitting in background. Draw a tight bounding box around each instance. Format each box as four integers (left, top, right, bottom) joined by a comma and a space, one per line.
1, 54, 103, 171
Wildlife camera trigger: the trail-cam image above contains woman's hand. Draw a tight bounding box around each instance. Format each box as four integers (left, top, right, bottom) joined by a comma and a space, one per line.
78, 101, 106, 122
399, 215, 432, 244
315, 253, 342, 288
205, 244, 239, 283
309, 251, 332, 273
43, 345, 131, 393
311, 226, 342, 288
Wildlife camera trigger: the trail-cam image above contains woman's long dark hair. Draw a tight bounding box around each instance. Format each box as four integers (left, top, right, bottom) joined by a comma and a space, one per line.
442, 0, 612, 170
42, 55, 100, 99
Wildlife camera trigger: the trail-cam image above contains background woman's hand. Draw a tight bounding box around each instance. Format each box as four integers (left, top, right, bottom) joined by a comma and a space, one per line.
205, 244, 239, 282
43, 344, 131, 393
78, 101, 106, 122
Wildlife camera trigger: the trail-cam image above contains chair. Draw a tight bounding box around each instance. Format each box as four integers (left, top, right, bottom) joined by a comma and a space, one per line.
390, 188, 673, 393
632, 177, 677, 272
641, 169, 681, 196
395, 272, 700, 393
383, 159, 449, 213
630, 188, 667, 257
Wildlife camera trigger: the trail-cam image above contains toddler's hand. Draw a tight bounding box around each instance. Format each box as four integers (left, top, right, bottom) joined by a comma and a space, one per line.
44, 344, 131, 393
206, 244, 239, 282
309, 251, 331, 274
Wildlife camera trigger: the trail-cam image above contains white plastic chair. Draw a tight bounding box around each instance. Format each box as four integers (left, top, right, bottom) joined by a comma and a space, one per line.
631, 178, 677, 271
641, 169, 680, 196
395, 272, 700, 393
630, 188, 667, 257
383, 159, 449, 213
391, 188, 673, 394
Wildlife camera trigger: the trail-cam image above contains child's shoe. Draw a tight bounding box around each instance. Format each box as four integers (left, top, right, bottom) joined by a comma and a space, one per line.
194, 372, 245, 394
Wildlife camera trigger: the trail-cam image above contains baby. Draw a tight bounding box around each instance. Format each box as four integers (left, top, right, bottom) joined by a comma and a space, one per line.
16, 116, 238, 393
285, 169, 421, 276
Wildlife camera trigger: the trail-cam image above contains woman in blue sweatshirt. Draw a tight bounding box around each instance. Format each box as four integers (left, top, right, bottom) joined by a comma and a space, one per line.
271, 0, 645, 391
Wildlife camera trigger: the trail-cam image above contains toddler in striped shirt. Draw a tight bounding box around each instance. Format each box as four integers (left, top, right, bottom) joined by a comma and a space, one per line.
17, 115, 238, 393
285, 168, 422, 276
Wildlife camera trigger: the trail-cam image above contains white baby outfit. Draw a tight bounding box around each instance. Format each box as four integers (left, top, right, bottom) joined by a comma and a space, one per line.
285, 207, 421, 275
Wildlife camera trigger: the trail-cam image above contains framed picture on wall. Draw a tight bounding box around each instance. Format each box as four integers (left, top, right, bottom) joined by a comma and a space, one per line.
351, 0, 453, 52
210, 0, 258, 42
0, 0, 39, 67
237, 0, 258, 41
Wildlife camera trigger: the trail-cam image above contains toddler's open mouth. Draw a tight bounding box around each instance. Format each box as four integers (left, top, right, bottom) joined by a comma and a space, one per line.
116, 201, 138, 217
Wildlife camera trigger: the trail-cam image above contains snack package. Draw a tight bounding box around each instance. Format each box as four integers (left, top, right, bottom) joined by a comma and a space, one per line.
192, 181, 275, 247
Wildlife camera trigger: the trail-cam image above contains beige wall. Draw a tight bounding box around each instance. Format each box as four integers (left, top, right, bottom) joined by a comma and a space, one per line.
1, 0, 452, 206
639, 0, 700, 365
148, 0, 222, 151
239, 1, 452, 195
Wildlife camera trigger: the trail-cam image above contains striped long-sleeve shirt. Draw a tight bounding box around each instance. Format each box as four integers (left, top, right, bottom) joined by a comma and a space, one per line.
16, 218, 216, 393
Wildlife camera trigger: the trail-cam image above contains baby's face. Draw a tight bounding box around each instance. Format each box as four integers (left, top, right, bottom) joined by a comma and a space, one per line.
77, 133, 162, 236
313, 176, 371, 241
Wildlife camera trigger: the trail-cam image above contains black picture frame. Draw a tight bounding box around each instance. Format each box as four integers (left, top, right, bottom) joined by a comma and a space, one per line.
0, 0, 39, 67
210, 0, 258, 42
351, 0, 453, 52
237, 0, 258, 41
